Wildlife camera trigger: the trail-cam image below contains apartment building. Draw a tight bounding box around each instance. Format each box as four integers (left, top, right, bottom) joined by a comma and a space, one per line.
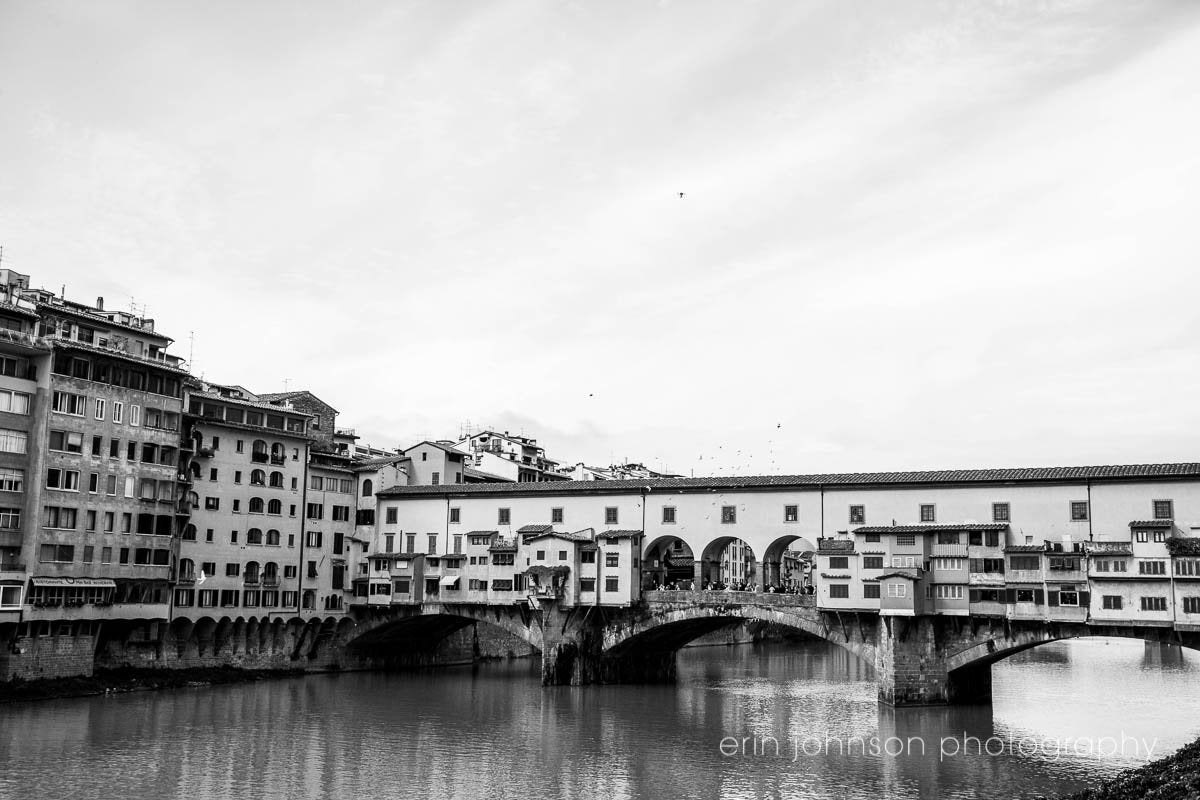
174, 382, 310, 621
454, 430, 567, 483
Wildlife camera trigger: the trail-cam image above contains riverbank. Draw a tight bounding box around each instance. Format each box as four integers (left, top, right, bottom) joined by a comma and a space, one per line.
0, 665, 307, 704
1057, 735, 1200, 799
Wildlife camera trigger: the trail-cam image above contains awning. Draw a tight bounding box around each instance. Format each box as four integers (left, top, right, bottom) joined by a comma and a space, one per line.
439, 576, 460, 588
31, 577, 116, 588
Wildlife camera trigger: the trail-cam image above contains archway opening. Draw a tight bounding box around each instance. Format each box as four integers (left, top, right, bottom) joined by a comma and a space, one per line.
699, 536, 758, 590
763, 535, 817, 592
642, 535, 696, 589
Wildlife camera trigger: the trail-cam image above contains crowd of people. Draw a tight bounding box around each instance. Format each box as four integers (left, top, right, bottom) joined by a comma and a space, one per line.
646, 579, 815, 595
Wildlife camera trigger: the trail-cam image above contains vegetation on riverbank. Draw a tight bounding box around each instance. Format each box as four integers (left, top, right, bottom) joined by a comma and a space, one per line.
1059, 736, 1200, 799
0, 666, 306, 704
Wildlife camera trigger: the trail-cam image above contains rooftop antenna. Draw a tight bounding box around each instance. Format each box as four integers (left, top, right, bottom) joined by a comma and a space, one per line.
282, 377, 292, 392
188, 331, 195, 371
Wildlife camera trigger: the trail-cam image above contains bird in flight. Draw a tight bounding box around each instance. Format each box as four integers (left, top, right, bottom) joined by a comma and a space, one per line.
678, 192, 685, 198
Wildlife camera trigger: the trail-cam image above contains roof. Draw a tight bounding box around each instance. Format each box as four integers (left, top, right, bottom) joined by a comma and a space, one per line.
525, 530, 593, 543
352, 456, 409, 470
188, 389, 315, 417
255, 390, 339, 415
1129, 520, 1174, 529
53, 339, 190, 375
877, 569, 923, 581
463, 466, 514, 482
1004, 545, 1045, 553
488, 539, 517, 552
517, 524, 554, 534
35, 299, 173, 342
377, 463, 1200, 498
402, 441, 467, 458
853, 523, 1009, 534
597, 529, 643, 540
465, 530, 499, 537
1166, 537, 1200, 556
818, 539, 855, 553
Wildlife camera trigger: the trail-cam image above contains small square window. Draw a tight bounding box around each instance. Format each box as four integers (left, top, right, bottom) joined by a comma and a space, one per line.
498, 508, 511, 525
721, 506, 736, 524
551, 508, 563, 524
992, 503, 1010, 523
919, 504, 935, 523
849, 505, 865, 525
662, 506, 676, 524
1153, 500, 1174, 520
784, 505, 798, 523
604, 507, 618, 525
1070, 501, 1089, 521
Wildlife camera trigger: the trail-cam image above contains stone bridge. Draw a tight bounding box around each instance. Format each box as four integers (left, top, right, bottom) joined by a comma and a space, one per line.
337, 591, 1200, 706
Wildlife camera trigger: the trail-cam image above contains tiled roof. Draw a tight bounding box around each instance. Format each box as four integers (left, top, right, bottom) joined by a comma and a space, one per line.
402, 441, 466, 458
877, 569, 923, 581
463, 466, 513, 482
853, 523, 1009, 534
488, 537, 517, 552
54, 339, 190, 375
466, 530, 499, 537
188, 390, 314, 417
1129, 520, 1174, 529
1004, 545, 1045, 553
598, 529, 643, 540
1166, 537, 1200, 556
526, 565, 570, 577
525, 530, 593, 543
517, 524, 554, 534
352, 456, 408, 469
377, 463, 1200, 497
1087, 541, 1133, 554
35, 300, 173, 342
817, 539, 855, 552
256, 390, 339, 414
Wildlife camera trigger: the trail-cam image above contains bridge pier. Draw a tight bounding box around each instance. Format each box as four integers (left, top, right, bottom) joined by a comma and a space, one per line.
539, 601, 677, 685
874, 616, 995, 706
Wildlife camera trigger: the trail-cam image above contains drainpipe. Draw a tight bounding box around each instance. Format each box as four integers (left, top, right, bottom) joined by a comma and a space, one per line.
1086, 480, 1094, 541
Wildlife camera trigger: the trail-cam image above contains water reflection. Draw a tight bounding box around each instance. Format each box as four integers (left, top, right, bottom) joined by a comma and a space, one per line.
2, 638, 1198, 800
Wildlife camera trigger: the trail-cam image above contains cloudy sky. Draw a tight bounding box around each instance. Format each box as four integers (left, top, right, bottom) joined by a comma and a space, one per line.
2, 1, 1199, 476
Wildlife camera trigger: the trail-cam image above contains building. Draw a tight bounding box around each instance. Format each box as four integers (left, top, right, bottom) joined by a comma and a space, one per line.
454, 430, 567, 483
558, 462, 684, 481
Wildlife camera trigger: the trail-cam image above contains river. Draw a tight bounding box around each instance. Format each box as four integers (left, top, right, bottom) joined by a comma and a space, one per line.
3, 637, 1199, 800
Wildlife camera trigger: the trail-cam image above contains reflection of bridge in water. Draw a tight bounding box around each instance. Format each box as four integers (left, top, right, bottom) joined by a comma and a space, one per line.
337, 589, 1200, 706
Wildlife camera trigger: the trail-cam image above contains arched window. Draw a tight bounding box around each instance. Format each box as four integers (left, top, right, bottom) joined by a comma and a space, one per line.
301, 590, 315, 610
189, 461, 201, 478
250, 469, 266, 485
249, 497, 264, 514
263, 561, 278, 578
246, 528, 263, 545
252, 439, 268, 463
269, 471, 284, 488
182, 524, 197, 541
245, 561, 260, 581
267, 499, 282, 515
180, 558, 194, 577
270, 443, 285, 463
266, 529, 280, 546
362, 479, 373, 497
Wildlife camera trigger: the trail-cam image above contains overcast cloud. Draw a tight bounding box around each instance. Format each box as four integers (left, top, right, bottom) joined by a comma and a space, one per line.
2, 0, 1199, 476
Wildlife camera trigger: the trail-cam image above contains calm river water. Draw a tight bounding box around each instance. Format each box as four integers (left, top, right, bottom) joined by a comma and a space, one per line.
3, 638, 1199, 800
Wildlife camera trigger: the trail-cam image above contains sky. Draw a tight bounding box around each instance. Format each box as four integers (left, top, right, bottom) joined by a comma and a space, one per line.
2, 0, 1200, 477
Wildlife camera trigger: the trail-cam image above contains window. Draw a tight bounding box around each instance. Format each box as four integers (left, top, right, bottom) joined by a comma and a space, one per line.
226, 563, 241, 577
112, 400, 123, 423
886, 583, 907, 598
934, 585, 964, 600
1139, 560, 1166, 576
0, 390, 30, 415
0, 507, 19, 530
1058, 590, 1080, 607
829, 584, 849, 598
306, 503, 323, 520
109, 438, 119, 458
1070, 501, 1089, 521
784, 505, 798, 523
48, 430, 83, 453
384, 507, 398, 525
432, 472, 440, 485
51, 390, 86, 415
449, 507, 461, 524
862, 556, 884, 569
0, 467, 23, 492
1183, 597, 1200, 614
498, 508, 511, 525
849, 505, 865, 525
558, 550, 567, 561
580, 578, 596, 593
920, 505, 936, 523
94, 398, 106, 419
43, 506, 77, 529
362, 479, 373, 497
581, 550, 596, 564
45, 468, 80, 492
310, 475, 323, 490
39, 543, 75, 562
605, 507, 618, 525
1141, 596, 1167, 612
405, 534, 416, 553
0, 585, 23, 609
205, 497, 219, 511
306, 531, 323, 548
863, 584, 880, 599
992, 503, 1010, 523
606, 552, 620, 567
896, 534, 915, 546
604, 577, 619, 592
267, 499, 282, 515
1015, 588, 1036, 603
721, 506, 736, 524
1010, 555, 1040, 571
828, 556, 848, 569
1154, 500, 1174, 520
428, 534, 438, 554
552, 507, 564, 524
0, 428, 27, 454
936, 532, 959, 545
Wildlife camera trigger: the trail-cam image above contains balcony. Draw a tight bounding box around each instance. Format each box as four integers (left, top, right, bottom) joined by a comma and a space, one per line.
269, 455, 287, 466
0, 562, 27, 574
176, 573, 196, 585
195, 446, 215, 458
262, 576, 280, 588
251, 452, 270, 464
528, 585, 564, 600
243, 575, 261, 587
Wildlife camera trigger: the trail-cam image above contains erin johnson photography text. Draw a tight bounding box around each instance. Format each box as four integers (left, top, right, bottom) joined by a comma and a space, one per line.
720, 733, 1160, 762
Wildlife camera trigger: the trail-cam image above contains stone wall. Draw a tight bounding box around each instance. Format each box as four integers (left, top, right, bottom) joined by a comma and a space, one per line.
0, 630, 97, 682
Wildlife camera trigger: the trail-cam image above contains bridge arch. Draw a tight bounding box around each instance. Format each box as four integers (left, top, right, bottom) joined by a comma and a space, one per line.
602, 595, 876, 666
945, 624, 1200, 676
642, 535, 697, 588
342, 605, 543, 654
762, 534, 816, 589
698, 536, 757, 588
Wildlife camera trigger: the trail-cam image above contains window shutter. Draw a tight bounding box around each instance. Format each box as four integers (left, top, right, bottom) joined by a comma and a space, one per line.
1047, 591, 1059, 607
1079, 591, 1090, 607
969, 589, 980, 603
969, 558, 982, 572
1034, 589, 1045, 604
1006, 588, 1016, 603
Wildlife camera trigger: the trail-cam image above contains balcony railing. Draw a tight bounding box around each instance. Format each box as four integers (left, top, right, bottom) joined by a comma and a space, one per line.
262, 576, 280, 588
177, 573, 196, 585
251, 452, 269, 463
243, 576, 261, 586
0, 562, 27, 573
270, 455, 286, 466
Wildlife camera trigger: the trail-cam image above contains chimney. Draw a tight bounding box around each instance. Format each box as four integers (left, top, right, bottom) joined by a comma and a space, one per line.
96, 297, 104, 311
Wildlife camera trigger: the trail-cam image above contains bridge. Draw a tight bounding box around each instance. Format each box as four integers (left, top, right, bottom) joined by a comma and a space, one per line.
335, 590, 1200, 705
